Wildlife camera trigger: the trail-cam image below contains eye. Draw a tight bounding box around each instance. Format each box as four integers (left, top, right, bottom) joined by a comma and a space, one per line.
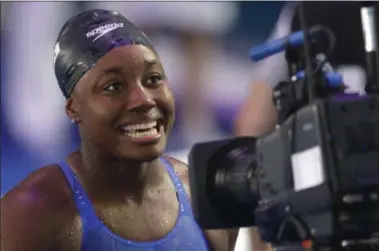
103, 82, 123, 92
146, 74, 163, 86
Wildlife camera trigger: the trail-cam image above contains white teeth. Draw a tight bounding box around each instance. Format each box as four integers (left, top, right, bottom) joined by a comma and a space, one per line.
122, 121, 157, 132
126, 127, 158, 138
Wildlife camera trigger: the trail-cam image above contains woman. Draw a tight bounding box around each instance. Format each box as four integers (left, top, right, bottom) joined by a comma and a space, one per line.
1, 9, 239, 251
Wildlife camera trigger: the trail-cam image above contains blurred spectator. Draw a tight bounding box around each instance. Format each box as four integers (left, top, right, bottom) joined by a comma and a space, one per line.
1, 2, 79, 194
246, 2, 379, 92
3, 2, 79, 160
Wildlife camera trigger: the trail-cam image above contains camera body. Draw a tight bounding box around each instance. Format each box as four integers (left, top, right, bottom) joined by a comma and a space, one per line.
256, 96, 379, 243
189, 94, 379, 243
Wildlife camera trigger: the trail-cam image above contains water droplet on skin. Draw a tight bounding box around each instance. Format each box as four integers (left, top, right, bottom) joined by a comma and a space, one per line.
69, 232, 74, 239
42, 188, 49, 196
108, 211, 115, 228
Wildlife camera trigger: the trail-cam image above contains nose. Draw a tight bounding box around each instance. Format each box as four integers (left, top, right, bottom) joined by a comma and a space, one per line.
127, 84, 156, 113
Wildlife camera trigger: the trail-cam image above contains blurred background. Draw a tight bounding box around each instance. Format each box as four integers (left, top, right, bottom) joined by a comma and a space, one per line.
1, 2, 372, 250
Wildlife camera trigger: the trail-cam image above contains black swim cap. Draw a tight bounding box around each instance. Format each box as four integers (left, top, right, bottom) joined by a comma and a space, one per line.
53, 9, 155, 98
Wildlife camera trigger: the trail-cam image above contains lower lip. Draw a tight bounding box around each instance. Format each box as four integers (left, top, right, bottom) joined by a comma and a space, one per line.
122, 125, 164, 144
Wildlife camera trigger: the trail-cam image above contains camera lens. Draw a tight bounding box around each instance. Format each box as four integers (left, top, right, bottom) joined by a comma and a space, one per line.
208, 138, 260, 206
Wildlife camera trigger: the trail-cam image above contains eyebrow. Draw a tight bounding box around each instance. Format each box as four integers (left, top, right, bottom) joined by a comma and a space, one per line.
144, 58, 159, 68
144, 59, 164, 73
100, 59, 160, 76
102, 67, 122, 76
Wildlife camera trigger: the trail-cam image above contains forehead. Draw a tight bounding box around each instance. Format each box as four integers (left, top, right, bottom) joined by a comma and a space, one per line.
94, 45, 159, 72
73, 45, 161, 95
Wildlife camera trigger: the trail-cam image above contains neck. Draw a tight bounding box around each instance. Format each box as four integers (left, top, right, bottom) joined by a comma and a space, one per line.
69, 142, 164, 203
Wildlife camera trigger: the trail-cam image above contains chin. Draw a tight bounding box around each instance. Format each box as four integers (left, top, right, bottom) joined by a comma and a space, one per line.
118, 141, 166, 163
128, 150, 163, 162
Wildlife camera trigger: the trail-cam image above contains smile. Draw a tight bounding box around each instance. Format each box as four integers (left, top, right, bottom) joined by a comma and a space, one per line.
120, 120, 163, 143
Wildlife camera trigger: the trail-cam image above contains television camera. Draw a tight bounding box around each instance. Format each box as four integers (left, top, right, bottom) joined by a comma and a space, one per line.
188, 3, 379, 251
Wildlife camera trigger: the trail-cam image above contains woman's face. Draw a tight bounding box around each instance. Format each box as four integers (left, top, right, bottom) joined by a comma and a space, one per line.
66, 45, 175, 162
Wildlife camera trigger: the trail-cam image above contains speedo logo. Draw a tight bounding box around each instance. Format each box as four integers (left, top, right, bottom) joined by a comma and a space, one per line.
86, 22, 124, 41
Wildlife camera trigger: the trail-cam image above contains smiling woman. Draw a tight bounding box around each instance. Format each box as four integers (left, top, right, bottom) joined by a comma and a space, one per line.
66, 42, 174, 162
1, 9, 239, 251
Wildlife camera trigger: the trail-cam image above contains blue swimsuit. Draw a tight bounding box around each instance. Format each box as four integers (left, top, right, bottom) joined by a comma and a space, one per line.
59, 158, 209, 251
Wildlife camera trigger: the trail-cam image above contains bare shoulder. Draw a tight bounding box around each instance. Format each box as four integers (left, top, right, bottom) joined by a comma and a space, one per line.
2, 164, 73, 210
1, 165, 75, 251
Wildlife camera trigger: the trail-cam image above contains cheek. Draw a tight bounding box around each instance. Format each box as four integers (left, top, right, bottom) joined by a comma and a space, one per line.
79, 99, 120, 127
157, 86, 175, 130
160, 86, 175, 111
